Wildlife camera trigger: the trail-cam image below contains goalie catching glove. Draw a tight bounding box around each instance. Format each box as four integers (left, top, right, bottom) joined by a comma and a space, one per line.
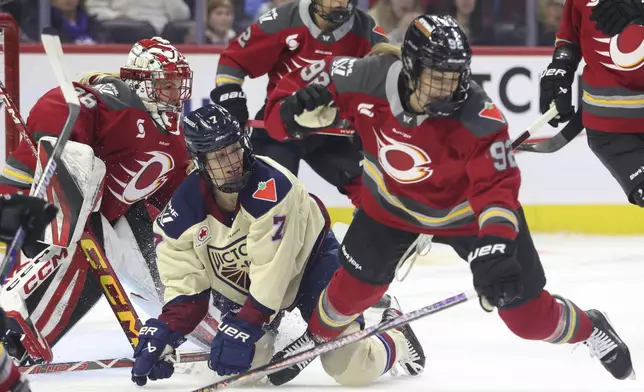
131, 319, 185, 386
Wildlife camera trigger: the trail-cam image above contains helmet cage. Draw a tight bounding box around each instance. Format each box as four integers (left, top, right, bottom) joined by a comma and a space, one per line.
120, 65, 193, 113
402, 16, 472, 117
311, 0, 357, 25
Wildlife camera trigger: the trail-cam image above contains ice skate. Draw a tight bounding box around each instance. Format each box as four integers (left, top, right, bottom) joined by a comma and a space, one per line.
583, 309, 635, 380
382, 307, 426, 376
266, 329, 318, 386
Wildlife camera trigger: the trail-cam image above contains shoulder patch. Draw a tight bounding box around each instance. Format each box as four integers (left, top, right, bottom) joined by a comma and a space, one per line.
256, 1, 301, 35
478, 102, 506, 124
457, 82, 508, 138
155, 172, 207, 240
239, 159, 293, 219
84, 78, 147, 112
331, 55, 395, 99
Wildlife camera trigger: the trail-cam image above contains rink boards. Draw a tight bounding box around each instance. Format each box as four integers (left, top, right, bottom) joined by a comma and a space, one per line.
1, 46, 641, 234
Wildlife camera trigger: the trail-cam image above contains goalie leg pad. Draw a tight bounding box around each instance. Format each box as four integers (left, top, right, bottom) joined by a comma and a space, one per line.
32, 137, 106, 248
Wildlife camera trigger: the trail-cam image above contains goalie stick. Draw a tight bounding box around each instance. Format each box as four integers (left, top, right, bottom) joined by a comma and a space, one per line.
0, 27, 81, 283
0, 80, 37, 156
0, 27, 142, 356
19, 350, 209, 375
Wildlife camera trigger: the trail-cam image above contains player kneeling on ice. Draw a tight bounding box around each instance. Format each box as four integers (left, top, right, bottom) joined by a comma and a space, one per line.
130, 104, 426, 387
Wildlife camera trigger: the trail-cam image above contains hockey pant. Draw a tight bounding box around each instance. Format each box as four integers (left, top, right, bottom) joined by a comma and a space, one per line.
247, 231, 411, 386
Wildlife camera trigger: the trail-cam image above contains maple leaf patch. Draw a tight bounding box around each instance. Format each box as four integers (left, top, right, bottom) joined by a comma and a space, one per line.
252, 178, 277, 202
478, 102, 506, 123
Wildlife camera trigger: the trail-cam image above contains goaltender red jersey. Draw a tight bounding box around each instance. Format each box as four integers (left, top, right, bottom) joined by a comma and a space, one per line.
558, 0, 644, 133
0, 79, 189, 222
265, 55, 521, 239
215, 0, 387, 94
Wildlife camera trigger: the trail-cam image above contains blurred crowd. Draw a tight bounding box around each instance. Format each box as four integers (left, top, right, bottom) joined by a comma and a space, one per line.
0, 0, 564, 46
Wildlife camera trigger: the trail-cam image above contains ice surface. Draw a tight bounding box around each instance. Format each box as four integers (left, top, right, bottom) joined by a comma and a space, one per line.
28, 234, 644, 391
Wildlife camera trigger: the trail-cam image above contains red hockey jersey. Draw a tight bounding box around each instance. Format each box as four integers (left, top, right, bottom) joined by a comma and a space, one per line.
265, 55, 522, 239
215, 0, 387, 95
0, 79, 189, 222
557, 0, 644, 133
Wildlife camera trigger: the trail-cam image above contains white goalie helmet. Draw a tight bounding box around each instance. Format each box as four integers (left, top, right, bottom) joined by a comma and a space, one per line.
120, 37, 193, 133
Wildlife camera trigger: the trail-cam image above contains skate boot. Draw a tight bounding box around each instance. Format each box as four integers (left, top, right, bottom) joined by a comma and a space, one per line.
266, 330, 319, 386
382, 307, 426, 376
583, 309, 634, 380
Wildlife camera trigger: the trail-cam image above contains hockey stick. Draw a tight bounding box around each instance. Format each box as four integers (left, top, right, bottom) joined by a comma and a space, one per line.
0, 80, 37, 156
515, 108, 584, 153
191, 290, 477, 391
19, 350, 209, 375
0, 27, 80, 283
246, 119, 355, 136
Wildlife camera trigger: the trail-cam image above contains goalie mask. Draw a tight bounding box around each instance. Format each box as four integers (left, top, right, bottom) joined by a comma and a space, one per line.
401, 15, 472, 117
311, 0, 357, 25
183, 104, 255, 193
120, 37, 193, 133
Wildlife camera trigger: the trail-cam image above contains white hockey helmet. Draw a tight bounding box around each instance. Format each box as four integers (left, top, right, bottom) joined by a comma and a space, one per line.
120, 37, 193, 133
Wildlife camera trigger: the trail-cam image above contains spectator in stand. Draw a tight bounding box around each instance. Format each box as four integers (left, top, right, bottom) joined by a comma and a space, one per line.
256, 0, 296, 19
387, 10, 421, 43
426, 0, 494, 45
85, 0, 191, 35
21, 0, 107, 44
184, 0, 237, 44
369, 0, 423, 35
536, 0, 563, 46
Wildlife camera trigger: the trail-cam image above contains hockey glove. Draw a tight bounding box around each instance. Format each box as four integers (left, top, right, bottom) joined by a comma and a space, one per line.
630, 183, 644, 207
280, 84, 334, 139
131, 319, 185, 386
539, 44, 580, 127
468, 236, 522, 309
210, 84, 249, 127
0, 193, 57, 249
209, 312, 265, 376
591, 0, 644, 37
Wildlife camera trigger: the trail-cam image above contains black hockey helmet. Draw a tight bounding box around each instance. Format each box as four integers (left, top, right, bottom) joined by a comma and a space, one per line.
401, 15, 472, 117
311, 0, 357, 25
183, 104, 255, 193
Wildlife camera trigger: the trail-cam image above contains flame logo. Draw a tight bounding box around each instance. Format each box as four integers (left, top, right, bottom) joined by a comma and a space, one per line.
375, 130, 432, 184
108, 151, 175, 204
594, 25, 644, 71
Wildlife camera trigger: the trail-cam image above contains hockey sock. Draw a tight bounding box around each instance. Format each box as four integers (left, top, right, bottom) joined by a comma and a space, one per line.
498, 289, 593, 344
307, 267, 388, 341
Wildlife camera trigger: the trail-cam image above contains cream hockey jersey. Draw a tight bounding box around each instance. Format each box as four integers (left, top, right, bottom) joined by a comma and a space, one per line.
152, 156, 329, 334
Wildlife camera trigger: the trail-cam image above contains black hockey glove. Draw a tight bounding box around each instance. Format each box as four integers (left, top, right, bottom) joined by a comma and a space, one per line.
280, 84, 334, 140
630, 183, 644, 207
0, 193, 57, 249
590, 0, 644, 37
468, 236, 522, 310
539, 44, 580, 127
210, 84, 249, 127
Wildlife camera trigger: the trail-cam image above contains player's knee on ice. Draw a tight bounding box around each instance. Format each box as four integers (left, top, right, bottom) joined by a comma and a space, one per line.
320, 321, 407, 386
